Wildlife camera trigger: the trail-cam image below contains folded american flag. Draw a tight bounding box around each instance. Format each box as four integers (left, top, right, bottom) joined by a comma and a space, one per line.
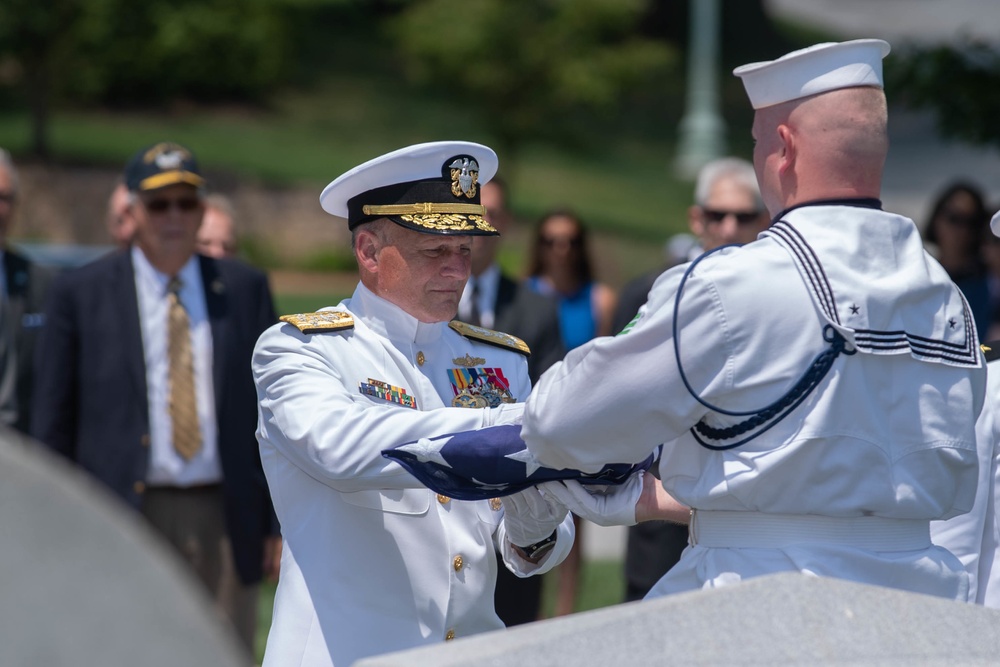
382, 424, 652, 501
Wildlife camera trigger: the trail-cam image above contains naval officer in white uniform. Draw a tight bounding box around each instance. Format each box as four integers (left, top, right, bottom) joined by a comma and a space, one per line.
529, 39, 987, 601
252, 142, 575, 667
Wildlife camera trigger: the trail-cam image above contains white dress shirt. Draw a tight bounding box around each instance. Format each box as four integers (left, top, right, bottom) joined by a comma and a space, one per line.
132, 246, 220, 486
459, 264, 499, 329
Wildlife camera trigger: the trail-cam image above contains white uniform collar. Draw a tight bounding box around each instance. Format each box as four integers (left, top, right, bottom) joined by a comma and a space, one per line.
763, 205, 980, 367
348, 281, 447, 345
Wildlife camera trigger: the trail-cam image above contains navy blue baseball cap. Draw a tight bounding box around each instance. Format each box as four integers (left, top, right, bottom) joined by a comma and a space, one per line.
124, 142, 205, 193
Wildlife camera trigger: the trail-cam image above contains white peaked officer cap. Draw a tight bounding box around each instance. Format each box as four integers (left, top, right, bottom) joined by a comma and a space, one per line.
733, 39, 891, 109
320, 141, 500, 236
991, 210, 1000, 238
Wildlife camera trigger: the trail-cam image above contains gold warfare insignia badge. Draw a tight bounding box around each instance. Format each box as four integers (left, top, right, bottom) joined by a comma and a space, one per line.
452, 353, 486, 367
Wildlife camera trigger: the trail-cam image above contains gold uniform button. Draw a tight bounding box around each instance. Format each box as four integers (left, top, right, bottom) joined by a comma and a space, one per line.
489, 498, 502, 511
437, 494, 450, 504
453, 555, 464, 572
445, 629, 456, 641
133, 481, 146, 494
416, 351, 426, 366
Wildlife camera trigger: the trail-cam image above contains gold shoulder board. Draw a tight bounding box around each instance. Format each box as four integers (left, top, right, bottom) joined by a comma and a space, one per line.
280, 311, 355, 334
449, 321, 530, 357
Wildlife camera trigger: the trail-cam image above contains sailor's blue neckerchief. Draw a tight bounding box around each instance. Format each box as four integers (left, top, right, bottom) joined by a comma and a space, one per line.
672, 243, 856, 451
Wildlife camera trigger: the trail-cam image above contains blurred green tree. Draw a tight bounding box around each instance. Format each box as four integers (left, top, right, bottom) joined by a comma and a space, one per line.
0, 0, 297, 158
888, 39, 1000, 150
0, 0, 81, 157
388, 0, 677, 173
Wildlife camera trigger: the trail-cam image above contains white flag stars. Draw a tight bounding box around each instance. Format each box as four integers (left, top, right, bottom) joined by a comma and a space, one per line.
396, 437, 452, 468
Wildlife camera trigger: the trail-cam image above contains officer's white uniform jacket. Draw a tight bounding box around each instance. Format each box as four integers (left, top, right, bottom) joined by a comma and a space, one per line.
253, 282, 574, 667
523, 201, 986, 600
932, 350, 1000, 607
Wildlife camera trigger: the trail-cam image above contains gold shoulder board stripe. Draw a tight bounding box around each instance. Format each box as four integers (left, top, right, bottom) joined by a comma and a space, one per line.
280, 311, 355, 334
449, 321, 530, 357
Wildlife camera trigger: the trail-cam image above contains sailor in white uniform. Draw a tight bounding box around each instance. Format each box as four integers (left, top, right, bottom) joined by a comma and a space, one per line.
253, 142, 574, 667
529, 40, 987, 601
931, 210, 1000, 608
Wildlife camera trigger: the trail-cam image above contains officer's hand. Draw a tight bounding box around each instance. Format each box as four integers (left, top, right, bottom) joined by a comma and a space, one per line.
539, 473, 645, 527
501, 485, 568, 548
486, 401, 525, 427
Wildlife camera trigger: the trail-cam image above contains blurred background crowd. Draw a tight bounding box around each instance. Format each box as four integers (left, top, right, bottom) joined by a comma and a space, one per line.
1, 0, 999, 663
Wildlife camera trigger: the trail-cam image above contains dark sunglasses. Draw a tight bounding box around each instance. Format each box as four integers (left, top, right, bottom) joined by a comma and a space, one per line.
143, 196, 201, 214
0, 191, 15, 204
702, 209, 762, 225
541, 235, 582, 249
942, 211, 981, 228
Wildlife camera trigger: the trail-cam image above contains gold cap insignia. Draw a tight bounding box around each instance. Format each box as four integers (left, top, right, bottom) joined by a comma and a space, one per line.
448, 157, 479, 198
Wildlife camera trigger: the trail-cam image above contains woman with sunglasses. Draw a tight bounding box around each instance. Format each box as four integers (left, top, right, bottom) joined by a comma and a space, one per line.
523, 208, 617, 617
922, 181, 991, 340
525, 209, 617, 353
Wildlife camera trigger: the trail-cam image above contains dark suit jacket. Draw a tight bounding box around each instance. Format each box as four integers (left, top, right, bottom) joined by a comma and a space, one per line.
31, 249, 278, 584
611, 268, 661, 335
492, 273, 565, 385
5, 249, 55, 433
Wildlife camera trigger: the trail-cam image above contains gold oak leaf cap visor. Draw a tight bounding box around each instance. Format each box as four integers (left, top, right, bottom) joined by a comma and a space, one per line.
320, 141, 500, 236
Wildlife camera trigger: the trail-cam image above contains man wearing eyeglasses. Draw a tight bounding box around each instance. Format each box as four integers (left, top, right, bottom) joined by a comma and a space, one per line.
687, 157, 770, 252
32, 141, 280, 656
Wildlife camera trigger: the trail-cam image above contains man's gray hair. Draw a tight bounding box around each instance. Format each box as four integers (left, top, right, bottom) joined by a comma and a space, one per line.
0, 148, 19, 196
693, 157, 762, 210
204, 193, 236, 221
351, 218, 392, 254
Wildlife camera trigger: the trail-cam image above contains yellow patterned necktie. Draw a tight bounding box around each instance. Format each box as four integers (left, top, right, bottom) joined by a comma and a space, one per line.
167, 278, 201, 460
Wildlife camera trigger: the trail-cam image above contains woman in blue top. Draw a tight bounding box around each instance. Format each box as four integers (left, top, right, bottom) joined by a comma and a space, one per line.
526, 209, 617, 352
525, 209, 617, 617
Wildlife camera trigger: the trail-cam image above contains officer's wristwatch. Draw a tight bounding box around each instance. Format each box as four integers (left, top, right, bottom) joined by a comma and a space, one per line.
514, 530, 558, 561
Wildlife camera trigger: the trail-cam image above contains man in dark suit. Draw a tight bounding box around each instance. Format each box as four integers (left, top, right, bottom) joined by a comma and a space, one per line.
457, 176, 565, 625
0, 149, 56, 434
32, 142, 278, 653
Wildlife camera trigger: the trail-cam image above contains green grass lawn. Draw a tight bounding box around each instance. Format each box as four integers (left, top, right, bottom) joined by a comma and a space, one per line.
254, 559, 625, 663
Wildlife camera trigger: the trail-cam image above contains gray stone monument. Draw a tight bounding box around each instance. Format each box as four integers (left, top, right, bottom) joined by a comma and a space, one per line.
0, 428, 248, 666
356, 572, 1000, 666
